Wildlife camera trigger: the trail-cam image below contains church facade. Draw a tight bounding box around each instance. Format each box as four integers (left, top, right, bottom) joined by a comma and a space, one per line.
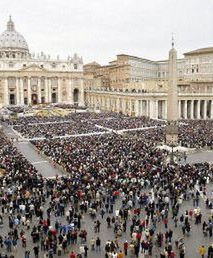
0, 17, 84, 108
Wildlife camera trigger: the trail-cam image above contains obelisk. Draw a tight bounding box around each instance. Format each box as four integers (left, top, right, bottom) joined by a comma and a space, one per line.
166, 38, 178, 144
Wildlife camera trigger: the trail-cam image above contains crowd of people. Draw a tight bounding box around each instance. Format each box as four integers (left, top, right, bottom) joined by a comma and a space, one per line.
12, 121, 106, 139
7, 113, 165, 139
179, 120, 213, 148
4, 110, 213, 148
0, 110, 213, 258
93, 117, 165, 130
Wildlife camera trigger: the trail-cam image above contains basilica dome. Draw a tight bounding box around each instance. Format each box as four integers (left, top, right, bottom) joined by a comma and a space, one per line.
0, 17, 30, 59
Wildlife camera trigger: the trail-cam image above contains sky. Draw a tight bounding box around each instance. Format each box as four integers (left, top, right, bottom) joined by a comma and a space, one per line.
0, 0, 212, 64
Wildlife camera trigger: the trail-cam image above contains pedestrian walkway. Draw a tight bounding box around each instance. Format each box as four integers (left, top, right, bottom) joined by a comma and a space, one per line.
1, 122, 64, 178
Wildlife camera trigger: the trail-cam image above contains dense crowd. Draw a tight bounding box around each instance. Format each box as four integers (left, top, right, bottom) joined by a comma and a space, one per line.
94, 117, 165, 130
0, 111, 213, 257
5, 112, 123, 126
13, 121, 105, 139
5, 110, 213, 148
32, 131, 166, 173
8, 114, 166, 139
179, 120, 213, 148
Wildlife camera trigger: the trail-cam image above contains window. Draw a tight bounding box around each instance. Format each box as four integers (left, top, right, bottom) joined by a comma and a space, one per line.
74, 64, 78, 69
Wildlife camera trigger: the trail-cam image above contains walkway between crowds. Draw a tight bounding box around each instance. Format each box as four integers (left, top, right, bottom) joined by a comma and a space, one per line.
1, 122, 63, 178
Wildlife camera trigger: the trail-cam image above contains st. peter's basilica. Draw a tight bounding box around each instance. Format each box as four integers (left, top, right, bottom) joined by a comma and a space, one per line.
0, 17, 84, 108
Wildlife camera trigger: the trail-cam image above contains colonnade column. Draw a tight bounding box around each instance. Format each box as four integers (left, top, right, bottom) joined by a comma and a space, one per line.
4, 78, 9, 105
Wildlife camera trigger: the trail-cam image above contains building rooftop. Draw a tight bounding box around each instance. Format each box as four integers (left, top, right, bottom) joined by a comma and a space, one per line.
184, 47, 213, 56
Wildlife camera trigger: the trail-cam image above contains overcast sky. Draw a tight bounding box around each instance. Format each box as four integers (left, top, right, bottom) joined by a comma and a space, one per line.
0, 0, 212, 64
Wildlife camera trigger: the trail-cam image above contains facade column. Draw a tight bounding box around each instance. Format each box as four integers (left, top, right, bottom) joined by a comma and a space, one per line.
69, 79, 74, 105
184, 100, 187, 119
161, 100, 165, 119
20, 78, 24, 105
48, 78, 52, 103
146, 100, 150, 117
4, 78, 9, 105
128, 100, 132, 116
165, 100, 167, 119
45, 78, 49, 103
27, 77, 31, 105
149, 100, 157, 119
203, 100, 207, 119
140, 100, 142, 116
58, 78, 62, 103
197, 100, 200, 119
211, 100, 213, 119
79, 78, 84, 106
190, 100, 194, 119
155, 100, 158, 119
135, 100, 139, 117
178, 100, 181, 119
116, 98, 120, 113
16, 78, 20, 105
121, 99, 125, 114
37, 78, 41, 104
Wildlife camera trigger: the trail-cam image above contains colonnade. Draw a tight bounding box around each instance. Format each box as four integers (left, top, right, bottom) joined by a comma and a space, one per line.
87, 94, 213, 120
179, 99, 213, 119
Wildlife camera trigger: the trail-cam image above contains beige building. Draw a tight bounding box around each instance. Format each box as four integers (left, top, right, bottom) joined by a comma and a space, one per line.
84, 47, 213, 119
0, 17, 84, 108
